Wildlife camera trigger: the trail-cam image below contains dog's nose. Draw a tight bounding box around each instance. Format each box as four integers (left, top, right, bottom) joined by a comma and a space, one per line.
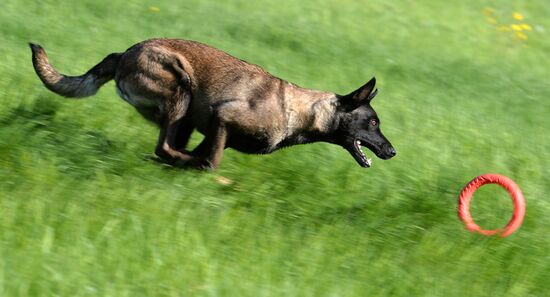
389, 147, 396, 157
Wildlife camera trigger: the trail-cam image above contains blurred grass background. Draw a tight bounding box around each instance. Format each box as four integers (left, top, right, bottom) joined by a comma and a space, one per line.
1, 0, 549, 296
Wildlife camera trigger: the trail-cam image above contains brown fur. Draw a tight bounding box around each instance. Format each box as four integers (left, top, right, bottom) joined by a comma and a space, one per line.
30, 38, 395, 170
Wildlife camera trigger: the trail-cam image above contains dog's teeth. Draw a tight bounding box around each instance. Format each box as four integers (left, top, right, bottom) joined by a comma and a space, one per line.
366, 158, 372, 166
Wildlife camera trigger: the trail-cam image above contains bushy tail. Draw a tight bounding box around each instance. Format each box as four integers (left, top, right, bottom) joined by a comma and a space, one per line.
29, 43, 122, 98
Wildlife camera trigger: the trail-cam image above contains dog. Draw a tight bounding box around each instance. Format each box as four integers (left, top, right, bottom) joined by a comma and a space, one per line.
29, 38, 396, 170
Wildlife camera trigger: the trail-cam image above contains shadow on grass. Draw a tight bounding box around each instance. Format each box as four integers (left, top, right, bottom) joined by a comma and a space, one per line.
0, 97, 128, 178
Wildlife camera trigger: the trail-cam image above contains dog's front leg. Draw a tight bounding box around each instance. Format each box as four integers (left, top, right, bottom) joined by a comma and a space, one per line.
187, 119, 228, 170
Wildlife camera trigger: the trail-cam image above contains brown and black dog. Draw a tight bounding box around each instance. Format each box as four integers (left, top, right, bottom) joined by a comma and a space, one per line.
30, 38, 396, 170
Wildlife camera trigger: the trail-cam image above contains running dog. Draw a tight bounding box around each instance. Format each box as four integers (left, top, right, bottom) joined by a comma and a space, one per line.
30, 39, 396, 170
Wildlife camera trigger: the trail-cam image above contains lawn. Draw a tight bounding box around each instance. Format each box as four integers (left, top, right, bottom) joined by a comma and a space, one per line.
1, 0, 549, 296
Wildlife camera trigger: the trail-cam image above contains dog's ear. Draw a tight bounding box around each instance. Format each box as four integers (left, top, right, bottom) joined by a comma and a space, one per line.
340, 77, 378, 110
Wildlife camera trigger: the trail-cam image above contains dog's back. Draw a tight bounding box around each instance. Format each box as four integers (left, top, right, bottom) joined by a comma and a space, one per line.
115, 39, 287, 135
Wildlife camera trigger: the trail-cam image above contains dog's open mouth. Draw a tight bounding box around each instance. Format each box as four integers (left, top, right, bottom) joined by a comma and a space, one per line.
349, 139, 372, 168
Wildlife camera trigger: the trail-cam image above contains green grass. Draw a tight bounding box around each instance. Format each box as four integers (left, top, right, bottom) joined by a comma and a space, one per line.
1, 0, 549, 296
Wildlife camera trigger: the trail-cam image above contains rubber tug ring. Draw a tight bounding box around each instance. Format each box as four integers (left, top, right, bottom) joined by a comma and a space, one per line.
458, 174, 526, 237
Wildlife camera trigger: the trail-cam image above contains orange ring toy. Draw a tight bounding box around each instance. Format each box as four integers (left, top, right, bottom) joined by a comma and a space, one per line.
458, 174, 525, 237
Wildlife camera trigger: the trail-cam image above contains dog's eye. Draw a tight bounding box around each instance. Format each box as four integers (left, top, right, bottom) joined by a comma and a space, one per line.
370, 119, 378, 126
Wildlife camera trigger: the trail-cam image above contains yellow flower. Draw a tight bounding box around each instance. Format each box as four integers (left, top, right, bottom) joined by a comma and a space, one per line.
497, 26, 510, 32
483, 7, 494, 16
521, 24, 532, 31
512, 12, 524, 20
515, 32, 528, 40
486, 17, 497, 24
510, 24, 522, 31
148, 6, 160, 12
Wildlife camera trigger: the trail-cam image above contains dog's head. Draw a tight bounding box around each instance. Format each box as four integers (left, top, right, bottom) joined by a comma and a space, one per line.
334, 77, 396, 168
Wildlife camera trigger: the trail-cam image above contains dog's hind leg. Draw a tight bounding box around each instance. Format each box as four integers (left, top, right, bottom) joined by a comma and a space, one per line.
154, 87, 195, 164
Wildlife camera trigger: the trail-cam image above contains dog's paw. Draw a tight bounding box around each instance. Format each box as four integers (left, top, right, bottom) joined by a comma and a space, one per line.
151, 154, 178, 166
154, 147, 171, 160
184, 158, 214, 171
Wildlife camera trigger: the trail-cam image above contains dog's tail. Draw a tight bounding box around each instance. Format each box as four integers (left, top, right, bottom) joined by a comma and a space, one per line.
29, 43, 122, 98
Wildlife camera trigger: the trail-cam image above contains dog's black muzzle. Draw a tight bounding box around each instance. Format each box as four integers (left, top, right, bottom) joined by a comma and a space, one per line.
380, 144, 397, 159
